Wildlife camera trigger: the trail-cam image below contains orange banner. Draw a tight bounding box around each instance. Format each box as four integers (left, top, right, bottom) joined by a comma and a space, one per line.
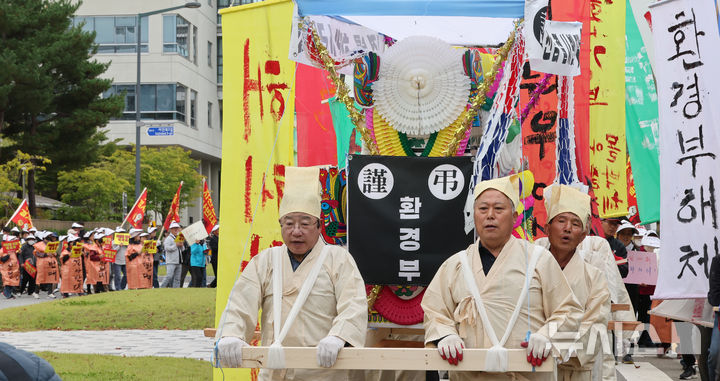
202, 179, 218, 233
163, 182, 183, 230
521, 66, 558, 238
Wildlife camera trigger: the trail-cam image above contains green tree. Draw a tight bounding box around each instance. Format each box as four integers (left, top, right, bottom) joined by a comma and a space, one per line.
0, 150, 51, 220
0, 0, 124, 216
57, 167, 130, 221
56, 146, 202, 222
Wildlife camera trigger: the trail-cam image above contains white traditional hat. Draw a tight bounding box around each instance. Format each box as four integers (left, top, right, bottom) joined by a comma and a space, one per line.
139, 232, 149, 238
29, 227, 37, 233
278, 166, 321, 219
10, 227, 19, 233
26, 234, 36, 241
169, 221, 181, 229
473, 175, 519, 208
83, 231, 92, 239
129, 228, 142, 238
103, 228, 114, 236
543, 184, 591, 231
93, 232, 105, 240
115, 226, 126, 233
59, 235, 67, 242
67, 235, 80, 243
71, 222, 84, 229
211, 224, 219, 233
147, 226, 157, 234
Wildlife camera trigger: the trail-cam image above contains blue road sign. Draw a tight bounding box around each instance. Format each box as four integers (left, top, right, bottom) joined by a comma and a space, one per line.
146, 126, 174, 136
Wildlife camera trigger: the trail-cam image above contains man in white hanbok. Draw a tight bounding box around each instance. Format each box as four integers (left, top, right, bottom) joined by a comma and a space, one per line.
535, 185, 610, 381
216, 167, 367, 381
422, 175, 583, 381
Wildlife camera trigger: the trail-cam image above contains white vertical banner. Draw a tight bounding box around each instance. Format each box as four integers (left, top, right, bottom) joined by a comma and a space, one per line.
651, 0, 720, 299
524, 0, 550, 63
530, 21, 582, 76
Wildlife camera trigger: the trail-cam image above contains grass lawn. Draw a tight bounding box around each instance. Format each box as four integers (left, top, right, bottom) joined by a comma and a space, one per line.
157, 264, 215, 277
37, 352, 211, 380
0, 288, 215, 331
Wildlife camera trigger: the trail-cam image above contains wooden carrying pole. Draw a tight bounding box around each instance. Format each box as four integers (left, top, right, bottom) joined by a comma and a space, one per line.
240, 347, 553, 372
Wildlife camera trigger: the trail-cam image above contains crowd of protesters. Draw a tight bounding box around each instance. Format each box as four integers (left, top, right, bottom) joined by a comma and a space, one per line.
0, 221, 220, 299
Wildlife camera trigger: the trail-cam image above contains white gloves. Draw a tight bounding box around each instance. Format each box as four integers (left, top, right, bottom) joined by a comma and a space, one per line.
317, 335, 345, 367
217, 336, 248, 368
437, 334, 465, 365
521, 333, 551, 366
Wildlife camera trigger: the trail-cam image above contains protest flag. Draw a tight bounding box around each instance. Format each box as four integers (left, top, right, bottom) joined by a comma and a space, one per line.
123, 188, 147, 229
202, 179, 217, 233
5, 199, 33, 230
163, 181, 183, 230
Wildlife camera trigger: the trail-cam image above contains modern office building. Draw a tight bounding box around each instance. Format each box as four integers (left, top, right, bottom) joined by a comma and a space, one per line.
73, 0, 238, 225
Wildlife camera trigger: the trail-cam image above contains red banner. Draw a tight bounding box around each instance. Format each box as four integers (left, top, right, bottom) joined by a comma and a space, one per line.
163, 182, 183, 230
520, 66, 558, 238
626, 157, 640, 225
125, 188, 147, 229
202, 179, 218, 233
1, 240, 20, 254
8, 199, 33, 230
295, 63, 337, 167
22, 259, 36, 278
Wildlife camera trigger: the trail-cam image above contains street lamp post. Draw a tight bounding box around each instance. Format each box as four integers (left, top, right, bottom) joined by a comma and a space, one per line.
135, 2, 201, 199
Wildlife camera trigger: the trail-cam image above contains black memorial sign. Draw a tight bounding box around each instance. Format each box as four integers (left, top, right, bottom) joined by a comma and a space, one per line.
348, 155, 473, 285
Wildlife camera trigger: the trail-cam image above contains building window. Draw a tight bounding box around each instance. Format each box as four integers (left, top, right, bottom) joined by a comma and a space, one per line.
218, 0, 231, 24
74, 16, 148, 53
208, 41, 213, 67
103, 83, 188, 121
163, 14, 190, 58
217, 36, 223, 83
193, 26, 198, 64
190, 90, 198, 128
177, 85, 187, 123
208, 102, 213, 128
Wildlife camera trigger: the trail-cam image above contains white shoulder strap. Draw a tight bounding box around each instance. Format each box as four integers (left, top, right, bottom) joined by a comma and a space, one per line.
271, 246, 284, 344
268, 245, 330, 369
497, 245, 543, 346
458, 244, 544, 347
459, 249, 500, 346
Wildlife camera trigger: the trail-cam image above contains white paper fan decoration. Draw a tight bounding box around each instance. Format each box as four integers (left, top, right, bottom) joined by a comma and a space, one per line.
373, 36, 470, 136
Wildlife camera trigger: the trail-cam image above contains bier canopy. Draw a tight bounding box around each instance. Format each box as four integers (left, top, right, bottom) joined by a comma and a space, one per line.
293, 0, 520, 46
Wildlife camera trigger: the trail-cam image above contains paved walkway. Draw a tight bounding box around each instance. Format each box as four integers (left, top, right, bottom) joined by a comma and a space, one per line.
0, 330, 215, 361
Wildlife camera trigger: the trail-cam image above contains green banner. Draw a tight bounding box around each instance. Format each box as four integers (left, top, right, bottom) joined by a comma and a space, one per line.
328, 98, 362, 168
625, 0, 660, 223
